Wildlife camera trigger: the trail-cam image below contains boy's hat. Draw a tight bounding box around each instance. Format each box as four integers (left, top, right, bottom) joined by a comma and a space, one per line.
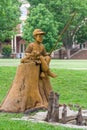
33, 29, 45, 36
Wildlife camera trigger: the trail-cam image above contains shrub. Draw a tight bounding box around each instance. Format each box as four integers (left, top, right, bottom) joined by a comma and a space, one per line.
2, 45, 12, 57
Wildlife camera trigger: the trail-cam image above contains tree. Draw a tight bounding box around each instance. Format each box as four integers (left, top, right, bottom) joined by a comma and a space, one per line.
0, 0, 21, 41
27, 0, 87, 58
74, 19, 87, 44
2, 45, 11, 57
23, 4, 58, 52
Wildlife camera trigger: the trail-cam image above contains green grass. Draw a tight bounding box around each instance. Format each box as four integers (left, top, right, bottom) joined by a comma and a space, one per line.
0, 67, 17, 102
50, 59, 87, 69
0, 59, 20, 66
0, 114, 79, 130
51, 69, 87, 108
0, 59, 87, 130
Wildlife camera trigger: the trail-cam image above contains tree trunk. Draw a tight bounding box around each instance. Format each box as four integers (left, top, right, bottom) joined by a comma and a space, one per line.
0, 62, 52, 113
66, 48, 71, 59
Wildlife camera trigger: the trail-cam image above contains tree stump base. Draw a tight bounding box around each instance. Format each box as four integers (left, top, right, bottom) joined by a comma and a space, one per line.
0, 62, 52, 113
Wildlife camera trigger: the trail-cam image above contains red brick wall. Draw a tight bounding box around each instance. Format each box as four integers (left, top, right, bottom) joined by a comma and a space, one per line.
71, 49, 87, 59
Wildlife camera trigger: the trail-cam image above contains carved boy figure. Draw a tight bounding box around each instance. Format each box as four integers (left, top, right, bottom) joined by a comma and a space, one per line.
21, 29, 57, 78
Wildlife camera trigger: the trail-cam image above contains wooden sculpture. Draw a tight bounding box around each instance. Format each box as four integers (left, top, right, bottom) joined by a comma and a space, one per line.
0, 29, 57, 113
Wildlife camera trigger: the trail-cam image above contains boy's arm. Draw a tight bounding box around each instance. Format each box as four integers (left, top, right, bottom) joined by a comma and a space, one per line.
25, 43, 33, 54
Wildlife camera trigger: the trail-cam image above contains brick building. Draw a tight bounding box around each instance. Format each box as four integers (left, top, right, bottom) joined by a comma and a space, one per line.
51, 42, 87, 59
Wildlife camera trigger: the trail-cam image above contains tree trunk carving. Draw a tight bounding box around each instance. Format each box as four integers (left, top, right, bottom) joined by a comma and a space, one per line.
0, 62, 52, 113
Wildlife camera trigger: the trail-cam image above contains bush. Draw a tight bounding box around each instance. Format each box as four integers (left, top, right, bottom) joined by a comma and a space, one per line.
2, 45, 12, 57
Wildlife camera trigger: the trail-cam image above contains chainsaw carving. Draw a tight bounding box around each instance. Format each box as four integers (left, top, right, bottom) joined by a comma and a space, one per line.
0, 29, 57, 113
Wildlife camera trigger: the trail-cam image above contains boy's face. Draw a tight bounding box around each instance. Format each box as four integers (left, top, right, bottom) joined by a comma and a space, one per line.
35, 34, 44, 43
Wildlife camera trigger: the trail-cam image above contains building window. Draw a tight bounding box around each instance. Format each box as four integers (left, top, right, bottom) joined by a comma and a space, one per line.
20, 44, 26, 53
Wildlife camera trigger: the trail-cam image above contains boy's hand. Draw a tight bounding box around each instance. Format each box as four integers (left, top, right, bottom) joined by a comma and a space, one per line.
46, 53, 50, 56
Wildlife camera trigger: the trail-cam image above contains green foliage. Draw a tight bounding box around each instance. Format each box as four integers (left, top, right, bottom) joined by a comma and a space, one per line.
23, 4, 58, 52
27, 0, 87, 54
75, 23, 87, 43
0, 0, 21, 41
2, 45, 12, 57
27, 0, 87, 29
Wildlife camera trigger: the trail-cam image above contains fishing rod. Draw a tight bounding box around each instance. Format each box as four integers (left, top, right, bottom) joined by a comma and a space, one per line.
50, 11, 77, 55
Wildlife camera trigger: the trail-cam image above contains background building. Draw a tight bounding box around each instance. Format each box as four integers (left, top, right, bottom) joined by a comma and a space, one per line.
11, 0, 30, 58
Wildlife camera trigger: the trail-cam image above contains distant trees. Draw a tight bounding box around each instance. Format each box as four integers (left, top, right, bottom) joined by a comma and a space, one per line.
2, 45, 11, 57
24, 0, 87, 58
23, 4, 58, 52
0, 0, 21, 41
74, 19, 87, 44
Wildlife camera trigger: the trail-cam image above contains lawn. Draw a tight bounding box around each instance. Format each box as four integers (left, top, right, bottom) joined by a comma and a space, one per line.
0, 59, 87, 130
